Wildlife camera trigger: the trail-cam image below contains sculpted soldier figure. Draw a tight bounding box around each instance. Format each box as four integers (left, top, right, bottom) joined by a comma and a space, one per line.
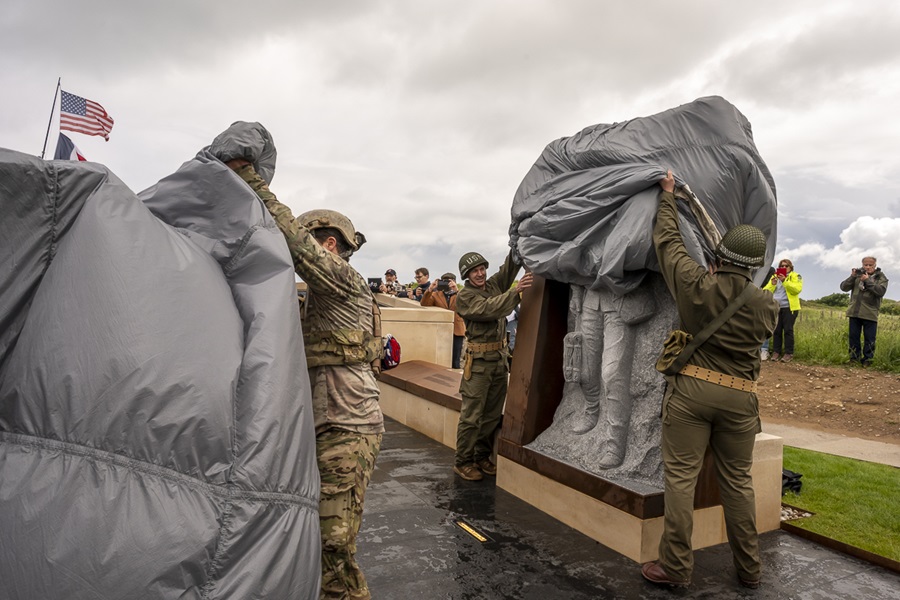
568, 284, 655, 468
453, 251, 532, 481
221, 154, 383, 599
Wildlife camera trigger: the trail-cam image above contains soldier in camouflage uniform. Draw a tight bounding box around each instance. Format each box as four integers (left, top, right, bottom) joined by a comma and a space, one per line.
453, 251, 533, 481
221, 154, 383, 600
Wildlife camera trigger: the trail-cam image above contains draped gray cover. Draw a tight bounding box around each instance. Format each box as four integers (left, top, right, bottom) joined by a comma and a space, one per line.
0, 144, 320, 599
510, 96, 777, 293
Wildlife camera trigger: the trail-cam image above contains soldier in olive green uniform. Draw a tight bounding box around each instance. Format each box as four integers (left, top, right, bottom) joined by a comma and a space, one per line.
453, 251, 533, 481
641, 171, 778, 590
223, 158, 383, 600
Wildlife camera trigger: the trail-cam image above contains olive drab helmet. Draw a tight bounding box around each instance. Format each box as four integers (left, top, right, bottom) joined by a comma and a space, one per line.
715, 224, 767, 268
459, 252, 489, 280
298, 209, 367, 253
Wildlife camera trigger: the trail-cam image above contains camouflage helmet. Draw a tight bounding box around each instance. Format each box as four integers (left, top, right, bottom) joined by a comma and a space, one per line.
715, 225, 767, 268
298, 209, 366, 252
459, 252, 489, 280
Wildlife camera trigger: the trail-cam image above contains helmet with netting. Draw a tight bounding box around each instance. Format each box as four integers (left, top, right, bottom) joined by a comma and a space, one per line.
715, 225, 767, 268
298, 209, 366, 252
459, 252, 489, 280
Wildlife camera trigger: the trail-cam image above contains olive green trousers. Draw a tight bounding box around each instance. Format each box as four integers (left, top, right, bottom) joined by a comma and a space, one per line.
455, 357, 507, 467
658, 386, 761, 583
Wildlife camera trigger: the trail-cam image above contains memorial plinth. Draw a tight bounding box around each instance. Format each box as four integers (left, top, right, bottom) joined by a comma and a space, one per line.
496, 276, 783, 562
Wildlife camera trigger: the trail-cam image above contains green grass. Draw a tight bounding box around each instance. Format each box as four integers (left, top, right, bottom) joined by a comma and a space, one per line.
782, 446, 900, 561
781, 303, 900, 372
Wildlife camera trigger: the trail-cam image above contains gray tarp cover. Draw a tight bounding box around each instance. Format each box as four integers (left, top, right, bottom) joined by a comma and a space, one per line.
510, 96, 777, 293
0, 128, 321, 599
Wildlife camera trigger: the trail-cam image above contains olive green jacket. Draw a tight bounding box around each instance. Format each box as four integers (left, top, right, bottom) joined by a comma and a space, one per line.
654, 190, 778, 397
840, 269, 888, 322
235, 164, 383, 435
456, 251, 522, 361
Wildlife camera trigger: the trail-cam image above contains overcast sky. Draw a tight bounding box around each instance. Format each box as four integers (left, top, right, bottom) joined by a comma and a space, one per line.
4, 0, 900, 300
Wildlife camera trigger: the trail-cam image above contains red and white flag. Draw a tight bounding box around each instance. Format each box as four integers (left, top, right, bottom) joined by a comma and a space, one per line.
54, 133, 87, 161
60, 90, 114, 141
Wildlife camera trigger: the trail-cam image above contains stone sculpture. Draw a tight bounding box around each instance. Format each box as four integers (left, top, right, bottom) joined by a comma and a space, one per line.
528, 274, 677, 490
512, 98, 777, 491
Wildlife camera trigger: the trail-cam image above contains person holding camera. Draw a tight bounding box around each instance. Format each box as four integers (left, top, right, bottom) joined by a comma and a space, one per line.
762, 259, 802, 362
840, 256, 889, 366
379, 268, 404, 296
413, 267, 431, 302
421, 273, 466, 368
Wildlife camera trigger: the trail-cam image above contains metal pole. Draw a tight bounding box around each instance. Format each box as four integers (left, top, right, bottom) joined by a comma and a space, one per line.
40, 78, 61, 159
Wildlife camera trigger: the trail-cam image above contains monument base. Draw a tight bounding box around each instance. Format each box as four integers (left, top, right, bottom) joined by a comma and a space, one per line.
496, 433, 783, 563
378, 360, 462, 449
378, 360, 784, 564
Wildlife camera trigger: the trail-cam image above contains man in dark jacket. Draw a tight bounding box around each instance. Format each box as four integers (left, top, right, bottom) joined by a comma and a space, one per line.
453, 251, 532, 480
840, 257, 889, 366
641, 171, 778, 590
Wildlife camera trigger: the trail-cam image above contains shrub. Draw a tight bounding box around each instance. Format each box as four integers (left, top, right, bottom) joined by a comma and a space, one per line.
815, 292, 850, 307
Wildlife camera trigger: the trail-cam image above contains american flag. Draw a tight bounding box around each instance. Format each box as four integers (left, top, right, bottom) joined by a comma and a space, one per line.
60, 90, 114, 141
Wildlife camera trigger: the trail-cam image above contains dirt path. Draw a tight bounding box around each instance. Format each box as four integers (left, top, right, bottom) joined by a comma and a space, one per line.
758, 361, 900, 444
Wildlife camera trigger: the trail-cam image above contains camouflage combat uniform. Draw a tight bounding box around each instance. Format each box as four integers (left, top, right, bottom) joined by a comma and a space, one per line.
235, 164, 383, 600
454, 251, 522, 469
654, 190, 778, 585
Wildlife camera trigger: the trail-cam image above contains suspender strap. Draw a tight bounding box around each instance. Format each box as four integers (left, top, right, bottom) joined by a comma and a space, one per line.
668, 283, 755, 375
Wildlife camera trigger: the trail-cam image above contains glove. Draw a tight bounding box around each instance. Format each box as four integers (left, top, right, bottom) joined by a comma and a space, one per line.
207, 121, 277, 184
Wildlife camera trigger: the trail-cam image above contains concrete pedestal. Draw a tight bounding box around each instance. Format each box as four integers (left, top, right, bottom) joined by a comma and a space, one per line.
496, 434, 783, 563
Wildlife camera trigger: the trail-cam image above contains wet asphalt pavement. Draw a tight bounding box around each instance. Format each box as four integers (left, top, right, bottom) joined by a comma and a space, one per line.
357, 417, 900, 599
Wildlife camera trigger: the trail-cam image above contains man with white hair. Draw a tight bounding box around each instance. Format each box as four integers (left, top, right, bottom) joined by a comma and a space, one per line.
840, 256, 889, 366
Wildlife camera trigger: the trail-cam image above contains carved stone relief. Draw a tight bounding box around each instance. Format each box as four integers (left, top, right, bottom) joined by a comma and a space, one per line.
526, 273, 677, 492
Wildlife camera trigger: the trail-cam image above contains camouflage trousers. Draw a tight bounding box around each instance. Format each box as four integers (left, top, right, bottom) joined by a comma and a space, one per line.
317, 428, 382, 600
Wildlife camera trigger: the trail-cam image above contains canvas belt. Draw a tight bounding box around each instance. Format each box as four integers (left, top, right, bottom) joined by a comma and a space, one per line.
679, 365, 758, 393
466, 340, 506, 353
462, 339, 507, 381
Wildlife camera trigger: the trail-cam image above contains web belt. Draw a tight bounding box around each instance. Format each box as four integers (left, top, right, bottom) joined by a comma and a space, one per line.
467, 340, 506, 353
679, 365, 758, 393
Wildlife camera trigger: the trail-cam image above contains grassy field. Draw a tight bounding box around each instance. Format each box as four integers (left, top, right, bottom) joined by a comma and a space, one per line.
782, 446, 900, 562
786, 302, 900, 372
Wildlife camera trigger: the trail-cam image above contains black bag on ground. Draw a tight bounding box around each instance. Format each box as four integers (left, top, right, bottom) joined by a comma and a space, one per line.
782, 468, 803, 495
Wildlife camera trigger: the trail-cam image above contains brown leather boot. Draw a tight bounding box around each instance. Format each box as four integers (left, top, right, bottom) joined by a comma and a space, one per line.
641, 561, 690, 588
476, 458, 497, 476
453, 463, 483, 481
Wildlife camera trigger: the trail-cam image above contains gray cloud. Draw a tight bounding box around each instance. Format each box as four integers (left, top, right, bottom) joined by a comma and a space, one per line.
713, 6, 900, 107
3, 0, 900, 299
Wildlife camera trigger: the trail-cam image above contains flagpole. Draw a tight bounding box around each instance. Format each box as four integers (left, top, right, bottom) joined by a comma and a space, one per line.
40, 78, 61, 159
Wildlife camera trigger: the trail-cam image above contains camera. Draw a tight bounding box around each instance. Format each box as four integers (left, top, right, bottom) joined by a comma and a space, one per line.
852, 267, 868, 276
437, 279, 451, 292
